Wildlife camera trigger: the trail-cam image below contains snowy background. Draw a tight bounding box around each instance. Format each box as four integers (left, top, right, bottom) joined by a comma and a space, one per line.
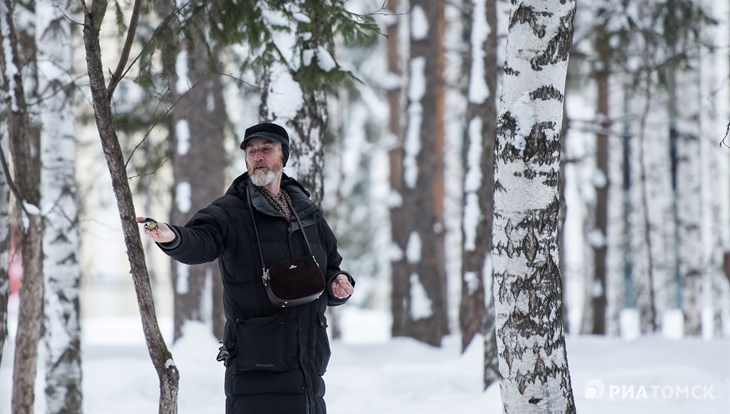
2, 301, 728, 413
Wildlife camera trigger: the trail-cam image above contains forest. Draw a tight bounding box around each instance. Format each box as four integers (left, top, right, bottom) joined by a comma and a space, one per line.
1, 0, 728, 413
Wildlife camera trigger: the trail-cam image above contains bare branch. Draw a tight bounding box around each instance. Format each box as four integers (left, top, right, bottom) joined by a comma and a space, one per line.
0, 143, 28, 215
106, 0, 142, 100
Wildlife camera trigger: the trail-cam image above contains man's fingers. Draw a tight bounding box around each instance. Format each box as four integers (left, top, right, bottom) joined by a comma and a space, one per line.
332, 277, 353, 299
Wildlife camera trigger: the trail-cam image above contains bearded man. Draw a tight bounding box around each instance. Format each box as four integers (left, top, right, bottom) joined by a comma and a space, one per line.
138, 122, 354, 414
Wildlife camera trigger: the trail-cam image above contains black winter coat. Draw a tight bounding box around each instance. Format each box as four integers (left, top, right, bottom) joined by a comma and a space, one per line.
157, 172, 353, 414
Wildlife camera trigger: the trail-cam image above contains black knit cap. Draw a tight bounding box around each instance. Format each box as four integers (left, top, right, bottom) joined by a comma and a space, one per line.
240, 122, 290, 166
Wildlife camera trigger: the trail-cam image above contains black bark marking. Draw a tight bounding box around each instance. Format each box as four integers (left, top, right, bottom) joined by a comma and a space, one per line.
494, 179, 506, 193
497, 111, 518, 140
523, 228, 538, 263
530, 7, 576, 71
530, 85, 564, 102
542, 169, 560, 187
510, 4, 547, 38
504, 219, 516, 258
523, 121, 558, 165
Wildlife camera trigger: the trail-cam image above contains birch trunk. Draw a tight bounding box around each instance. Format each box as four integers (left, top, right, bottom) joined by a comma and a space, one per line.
37, 1, 82, 411
2, 0, 44, 411
259, 26, 327, 205
675, 80, 703, 336
492, 0, 576, 411
0, 91, 9, 364
606, 84, 626, 337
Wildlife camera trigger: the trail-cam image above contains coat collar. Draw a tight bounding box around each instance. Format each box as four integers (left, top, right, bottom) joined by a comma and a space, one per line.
227, 172, 318, 219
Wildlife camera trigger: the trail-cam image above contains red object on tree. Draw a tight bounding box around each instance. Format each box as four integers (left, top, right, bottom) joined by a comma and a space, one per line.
9, 233, 22, 295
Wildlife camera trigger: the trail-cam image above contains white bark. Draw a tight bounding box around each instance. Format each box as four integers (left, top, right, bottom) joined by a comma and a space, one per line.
492, 1, 576, 412
675, 67, 703, 336
37, 1, 82, 412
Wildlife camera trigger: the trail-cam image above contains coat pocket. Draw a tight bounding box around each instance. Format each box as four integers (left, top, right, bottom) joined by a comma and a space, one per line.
234, 312, 299, 372
314, 313, 331, 376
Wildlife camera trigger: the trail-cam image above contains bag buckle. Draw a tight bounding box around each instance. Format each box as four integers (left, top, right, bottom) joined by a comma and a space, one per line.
262, 268, 270, 286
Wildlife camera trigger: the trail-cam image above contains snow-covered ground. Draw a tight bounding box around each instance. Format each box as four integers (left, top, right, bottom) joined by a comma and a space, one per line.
1, 305, 728, 413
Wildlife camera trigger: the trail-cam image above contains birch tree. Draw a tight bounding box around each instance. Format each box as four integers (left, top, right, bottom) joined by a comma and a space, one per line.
492, 0, 577, 411
37, 1, 82, 411
1, 0, 44, 411
0, 74, 9, 365
674, 72, 703, 336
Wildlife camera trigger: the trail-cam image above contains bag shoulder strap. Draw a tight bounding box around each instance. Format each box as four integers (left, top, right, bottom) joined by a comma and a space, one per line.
246, 185, 316, 272
246, 187, 267, 274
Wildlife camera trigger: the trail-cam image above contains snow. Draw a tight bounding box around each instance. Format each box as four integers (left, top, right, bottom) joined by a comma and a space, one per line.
404, 56, 425, 189
409, 273, 433, 320
175, 181, 192, 214
175, 50, 190, 93
176, 119, 190, 156
22, 202, 40, 215
463, 270, 479, 295
468, 0, 490, 104
410, 6, 429, 41
463, 118, 485, 252
2, 306, 728, 414
176, 262, 189, 294
405, 231, 422, 263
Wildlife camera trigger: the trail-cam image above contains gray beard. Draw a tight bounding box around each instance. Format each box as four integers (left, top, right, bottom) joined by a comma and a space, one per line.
250, 169, 277, 187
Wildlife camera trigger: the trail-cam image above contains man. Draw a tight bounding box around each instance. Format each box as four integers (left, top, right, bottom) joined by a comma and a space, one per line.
138, 122, 354, 414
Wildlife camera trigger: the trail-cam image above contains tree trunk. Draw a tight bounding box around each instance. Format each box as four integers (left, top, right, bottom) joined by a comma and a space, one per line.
384, 0, 409, 340
460, 0, 497, 352
390, 0, 448, 347
591, 73, 610, 335
37, 1, 83, 411
458, 0, 499, 388
634, 71, 660, 334
1, 0, 44, 411
0, 23, 11, 369
492, 0, 577, 411
259, 35, 327, 205
169, 0, 227, 342
82, 3, 179, 412
676, 133, 703, 336
673, 69, 703, 336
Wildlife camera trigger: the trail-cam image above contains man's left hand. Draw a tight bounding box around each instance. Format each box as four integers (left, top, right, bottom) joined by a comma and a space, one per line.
331, 274, 353, 300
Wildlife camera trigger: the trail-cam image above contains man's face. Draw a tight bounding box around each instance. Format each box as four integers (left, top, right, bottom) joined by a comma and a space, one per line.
245, 138, 284, 186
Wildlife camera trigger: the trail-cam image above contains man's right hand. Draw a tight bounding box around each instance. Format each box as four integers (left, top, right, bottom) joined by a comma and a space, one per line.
136, 217, 176, 244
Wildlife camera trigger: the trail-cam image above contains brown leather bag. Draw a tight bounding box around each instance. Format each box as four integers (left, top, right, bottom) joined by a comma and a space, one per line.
248, 188, 325, 308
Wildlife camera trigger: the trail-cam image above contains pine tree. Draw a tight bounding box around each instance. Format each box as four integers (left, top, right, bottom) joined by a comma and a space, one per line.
390, 0, 448, 347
